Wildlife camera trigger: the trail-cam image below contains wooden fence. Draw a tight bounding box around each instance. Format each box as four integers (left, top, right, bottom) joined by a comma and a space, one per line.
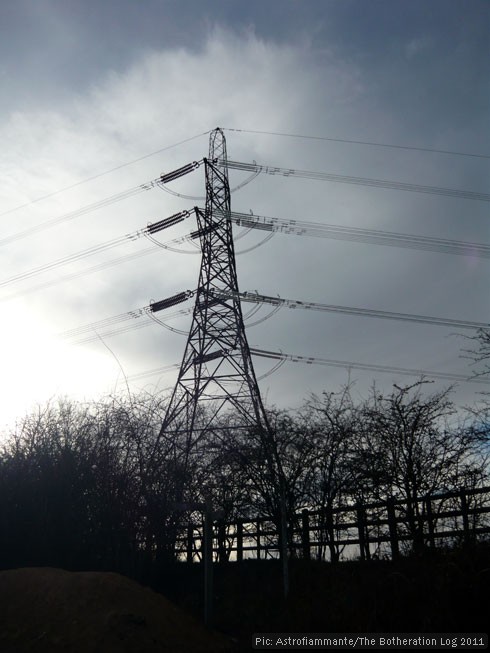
176, 486, 490, 563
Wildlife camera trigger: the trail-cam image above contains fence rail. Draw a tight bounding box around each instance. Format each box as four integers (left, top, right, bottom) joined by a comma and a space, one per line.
176, 486, 490, 563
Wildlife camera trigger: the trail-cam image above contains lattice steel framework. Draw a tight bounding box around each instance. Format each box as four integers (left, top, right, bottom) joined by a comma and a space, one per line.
159, 128, 271, 443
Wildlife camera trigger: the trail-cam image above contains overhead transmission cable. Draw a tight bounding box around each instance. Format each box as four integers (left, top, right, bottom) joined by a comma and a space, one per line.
1, 246, 161, 302
4, 206, 489, 299
59, 291, 195, 343
59, 290, 273, 345
56, 288, 489, 386
0, 218, 212, 300
222, 127, 490, 160
4, 161, 487, 296
61, 307, 151, 341
0, 130, 210, 219
58, 285, 488, 350
223, 160, 490, 202
0, 185, 149, 248
122, 350, 490, 386
0, 160, 202, 249
74, 299, 269, 346
126, 357, 285, 384
6, 124, 479, 226
216, 290, 490, 331
0, 218, 261, 300
157, 166, 261, 200
223, 210, 490, 259
0, 211, 191, 288
77, 319, 156, 344
249, 348, 490, 386
127, 363, 181, 383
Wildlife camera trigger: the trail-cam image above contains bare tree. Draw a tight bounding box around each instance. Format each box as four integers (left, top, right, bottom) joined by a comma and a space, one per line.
354, 380, 486, 549
460, 327, 490, 445
0, 397, 139, 570
0, 392, 198, 572
300, 385, 361, 561
461, 327, 490, 379
216, 408, 314, 558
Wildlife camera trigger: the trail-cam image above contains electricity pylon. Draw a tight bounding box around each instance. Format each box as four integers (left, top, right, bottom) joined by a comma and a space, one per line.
159, 127, 289, 598
159, 128, 271, 443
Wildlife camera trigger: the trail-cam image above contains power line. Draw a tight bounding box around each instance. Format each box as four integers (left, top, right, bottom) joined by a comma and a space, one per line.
1, 245, 160, 302
127, 363, 180, 383
0, 184, 151, 249
0, 162, 201, 249
217, 290, 490, 331
225, 160, 490, 202
60, 304, 193, 343
1, 234, 131, 287
66, 299, 267, 346
74, 319, 156, 345
4, 205, 489, 297
6, 124, 481, 226
0, 211, 191, 289
250, 347, 490, 385
0, 130, 210, 219
0, 224, 201, 301
60, 308, 148, 340
123, 348, 490, 386
63, 298, 276, 346
224, 210, 490, 259
125, 358, 284, 384
56, 285, 487, 351
223, 127, 490, 160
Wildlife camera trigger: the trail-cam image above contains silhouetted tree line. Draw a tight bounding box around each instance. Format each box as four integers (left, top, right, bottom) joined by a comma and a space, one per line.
0, 380, 488, 574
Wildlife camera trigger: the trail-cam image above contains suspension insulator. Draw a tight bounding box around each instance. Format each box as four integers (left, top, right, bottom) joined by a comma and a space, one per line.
159, 161, 200, 184
150, 291, 190, 313
147, 211, 188, 234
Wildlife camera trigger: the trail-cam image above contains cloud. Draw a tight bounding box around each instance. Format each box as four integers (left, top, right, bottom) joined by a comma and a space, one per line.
0, 24, 488, 428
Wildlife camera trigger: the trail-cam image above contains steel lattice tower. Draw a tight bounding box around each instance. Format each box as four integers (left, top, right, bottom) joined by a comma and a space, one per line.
159, 128, 271, 443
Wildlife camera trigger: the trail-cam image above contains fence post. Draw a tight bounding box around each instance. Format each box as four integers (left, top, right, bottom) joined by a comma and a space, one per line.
301, 509, 311, 560
256, 519, 261, 561
186, 523, 194, 563
203, 497, 214, 627
217, 520, 226, 563
387, 498, 399, 560
460, 487, 471, 544
356, 502, 367, 561
236, 520, 243, 562
425, 495, 435, 549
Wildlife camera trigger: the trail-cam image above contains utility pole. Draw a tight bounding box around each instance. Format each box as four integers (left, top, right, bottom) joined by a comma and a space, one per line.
159, 128, 289, 598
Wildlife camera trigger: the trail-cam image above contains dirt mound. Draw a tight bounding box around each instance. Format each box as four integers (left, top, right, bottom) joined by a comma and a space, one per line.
0, 567, 233, 652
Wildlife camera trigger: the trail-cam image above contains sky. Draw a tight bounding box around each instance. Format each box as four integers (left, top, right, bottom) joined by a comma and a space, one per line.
0, 0, 489, 429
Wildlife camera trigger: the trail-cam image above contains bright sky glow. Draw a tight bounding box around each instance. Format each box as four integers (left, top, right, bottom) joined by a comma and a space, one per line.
0, 302, 118, 428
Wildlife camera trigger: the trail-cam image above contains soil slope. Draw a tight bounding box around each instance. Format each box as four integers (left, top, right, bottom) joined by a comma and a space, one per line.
0, 567, 233, 653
